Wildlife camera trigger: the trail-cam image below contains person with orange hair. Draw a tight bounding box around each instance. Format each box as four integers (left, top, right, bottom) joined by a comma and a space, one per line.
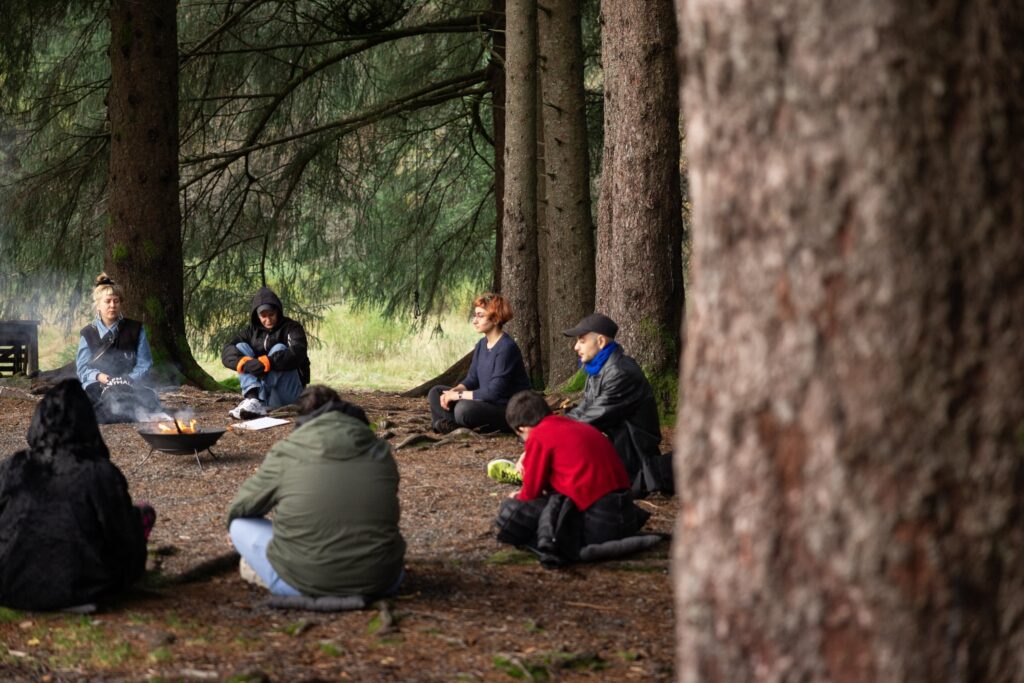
428, 293, 532, 434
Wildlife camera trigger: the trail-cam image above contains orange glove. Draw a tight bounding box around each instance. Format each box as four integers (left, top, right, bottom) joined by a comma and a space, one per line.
236, 356, 254, 373
257, 355, 271, 373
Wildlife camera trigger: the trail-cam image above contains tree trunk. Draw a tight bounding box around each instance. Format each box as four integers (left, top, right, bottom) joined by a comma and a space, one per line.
674, 1, 1024, 680
107, 0, 217, 389
401, 350, 474, 398
500, 0, 542, 387
539, 0, 596, 388
598, 0, 683, 390
594, 5, 616, 311
536, 75, 550, 384
488, 0, 506, 293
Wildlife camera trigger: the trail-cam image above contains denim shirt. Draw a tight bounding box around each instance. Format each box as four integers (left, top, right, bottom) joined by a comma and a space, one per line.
76, 318, 153, 387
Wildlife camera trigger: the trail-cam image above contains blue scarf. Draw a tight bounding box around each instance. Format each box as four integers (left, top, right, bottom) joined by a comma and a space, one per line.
583, 341, 618, 376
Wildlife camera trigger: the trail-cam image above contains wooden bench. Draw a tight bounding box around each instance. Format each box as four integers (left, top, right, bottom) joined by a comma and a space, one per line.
0, 320, 40, 377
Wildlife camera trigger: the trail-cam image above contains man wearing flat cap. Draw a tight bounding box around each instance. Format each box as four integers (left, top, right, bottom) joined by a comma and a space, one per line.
222, 287, 310, 419
563, 313, 673, 497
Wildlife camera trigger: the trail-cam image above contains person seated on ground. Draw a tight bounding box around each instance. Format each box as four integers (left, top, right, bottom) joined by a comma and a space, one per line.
494, 390, 650, 567
0, 380, 155, 611
563, 313, 673, 497
221, 286, 310, 420
428, 292, 532, 434
227, 385, 405, 599
75, 272, 162, 423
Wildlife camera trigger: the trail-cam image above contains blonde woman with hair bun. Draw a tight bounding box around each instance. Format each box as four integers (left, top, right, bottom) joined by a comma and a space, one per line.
75, 273, 161, 423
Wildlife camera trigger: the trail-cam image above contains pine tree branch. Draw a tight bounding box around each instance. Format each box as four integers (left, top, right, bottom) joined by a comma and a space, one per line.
180, 69, 490, 187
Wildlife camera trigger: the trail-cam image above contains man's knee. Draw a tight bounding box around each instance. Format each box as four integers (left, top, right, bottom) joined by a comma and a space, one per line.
235, 342, 255, 356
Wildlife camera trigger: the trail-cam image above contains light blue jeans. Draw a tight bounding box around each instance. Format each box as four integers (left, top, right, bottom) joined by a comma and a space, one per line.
235, 342, 303, 408
229, 518, 302, 596
229, 517, 405, 598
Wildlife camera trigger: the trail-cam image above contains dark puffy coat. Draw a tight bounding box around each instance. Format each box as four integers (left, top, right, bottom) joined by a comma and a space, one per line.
0, 380, 146, 610
221, 287, 310, 385
567, 347, 667, 494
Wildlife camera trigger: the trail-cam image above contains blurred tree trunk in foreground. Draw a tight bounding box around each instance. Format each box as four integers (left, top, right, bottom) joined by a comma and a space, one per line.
107, 0, 216, 388
674, 0, 1024, 680
597, 0, 683, 402
539, 0, 595, 388
501, 0, 543, 387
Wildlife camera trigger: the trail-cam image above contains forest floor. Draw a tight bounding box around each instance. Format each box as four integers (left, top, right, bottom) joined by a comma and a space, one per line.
0, 383, 676, 682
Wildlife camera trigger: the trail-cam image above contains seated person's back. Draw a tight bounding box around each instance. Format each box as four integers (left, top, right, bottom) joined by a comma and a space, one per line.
228, 385, 405, 598
495, 391, 650, 565
517, 414, 631, 512
0, 380, 148, 610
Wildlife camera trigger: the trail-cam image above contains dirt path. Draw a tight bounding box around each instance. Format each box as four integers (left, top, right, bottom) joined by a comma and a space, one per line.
0, 385, 675, 681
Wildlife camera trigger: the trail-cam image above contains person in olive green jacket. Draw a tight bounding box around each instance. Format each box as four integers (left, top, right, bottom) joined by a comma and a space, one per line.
227, 385, 405, 598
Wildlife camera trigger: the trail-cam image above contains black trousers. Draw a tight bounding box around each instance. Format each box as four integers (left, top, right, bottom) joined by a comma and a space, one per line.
495, 490, 651, 567
427, 385, 511, 433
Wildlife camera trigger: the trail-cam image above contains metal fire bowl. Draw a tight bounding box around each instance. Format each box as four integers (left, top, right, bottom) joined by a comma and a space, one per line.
137, 428, 227, 454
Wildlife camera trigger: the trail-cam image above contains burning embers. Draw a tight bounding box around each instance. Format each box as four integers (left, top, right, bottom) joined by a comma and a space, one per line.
156, 418, 199, 434
138, 415, 227, 471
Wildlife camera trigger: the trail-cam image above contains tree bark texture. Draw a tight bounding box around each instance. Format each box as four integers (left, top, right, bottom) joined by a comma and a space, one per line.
674, 1, 1024, 680
500, 0, 543, 387
539, 0, 596, 387
488, 0, 506, 293
597, 0, 684, 381
536, 75, 550, 383
107, 0, 216, 388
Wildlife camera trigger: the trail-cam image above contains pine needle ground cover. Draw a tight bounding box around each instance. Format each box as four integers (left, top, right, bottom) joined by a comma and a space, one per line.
0, 385, 675, 681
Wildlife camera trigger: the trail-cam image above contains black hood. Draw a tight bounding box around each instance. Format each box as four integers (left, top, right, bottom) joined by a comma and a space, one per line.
249, 287, 285, 328
26, 379, 109, 460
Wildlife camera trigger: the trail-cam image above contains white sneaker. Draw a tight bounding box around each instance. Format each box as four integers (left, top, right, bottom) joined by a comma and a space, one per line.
229, 397, 266, 420
239, 557, 267, 588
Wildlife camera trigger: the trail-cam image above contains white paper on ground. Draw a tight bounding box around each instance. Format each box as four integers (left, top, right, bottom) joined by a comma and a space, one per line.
231, 416, 291, 431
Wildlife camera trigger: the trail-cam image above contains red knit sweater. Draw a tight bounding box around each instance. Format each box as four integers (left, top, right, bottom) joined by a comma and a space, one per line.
517, 415, 630, 510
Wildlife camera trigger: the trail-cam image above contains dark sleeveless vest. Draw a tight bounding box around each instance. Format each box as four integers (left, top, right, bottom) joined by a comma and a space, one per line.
80, 319, 143, 378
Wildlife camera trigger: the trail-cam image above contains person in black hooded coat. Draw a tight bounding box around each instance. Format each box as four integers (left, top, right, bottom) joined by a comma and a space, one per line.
0, 380, 149, 611
221, 287, 310, 420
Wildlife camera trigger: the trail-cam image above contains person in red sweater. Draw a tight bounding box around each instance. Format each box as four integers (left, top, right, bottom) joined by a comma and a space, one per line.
494, 391, 650, 567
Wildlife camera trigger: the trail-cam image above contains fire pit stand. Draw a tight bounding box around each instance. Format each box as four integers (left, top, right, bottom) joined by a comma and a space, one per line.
137, 428, 227, 472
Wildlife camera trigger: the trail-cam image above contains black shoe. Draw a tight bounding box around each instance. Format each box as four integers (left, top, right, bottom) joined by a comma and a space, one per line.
433, 418, 457, 434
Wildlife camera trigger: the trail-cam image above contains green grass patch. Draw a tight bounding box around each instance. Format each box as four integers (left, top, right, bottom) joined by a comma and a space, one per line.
485, 549, 536, 566
558, 369, 586, 393
148, 646, 173, 664
493, 654, 549, 680
194, 303, 478, 392
282, 619, 312, 637
218, 376, 241, 392
493, 650, 606, 680
0, 606, 23, 623
46, 616, 134, 669
318, 640, 345, 657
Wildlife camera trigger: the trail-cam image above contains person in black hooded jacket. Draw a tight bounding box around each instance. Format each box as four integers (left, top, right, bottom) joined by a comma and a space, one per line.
221, 287, 311, 419
0, 380, 151, 611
